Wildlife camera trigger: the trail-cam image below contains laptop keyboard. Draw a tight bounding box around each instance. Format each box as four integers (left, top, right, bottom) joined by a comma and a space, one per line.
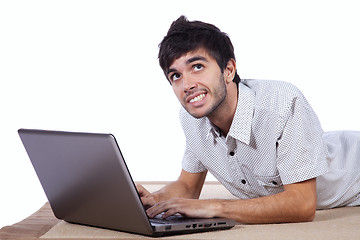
150, 214, 193, 224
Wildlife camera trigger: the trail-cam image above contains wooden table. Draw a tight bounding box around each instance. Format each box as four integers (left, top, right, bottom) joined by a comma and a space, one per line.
1, 182, 360, 240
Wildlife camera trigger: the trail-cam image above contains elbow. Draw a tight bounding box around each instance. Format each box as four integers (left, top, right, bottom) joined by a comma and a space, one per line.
297, 201, 316, 222
286, 192, 317, 223
286, 179, 317, 223
286, 207, 315, 223
305, 205, 316, 222
301, 209, 316, 222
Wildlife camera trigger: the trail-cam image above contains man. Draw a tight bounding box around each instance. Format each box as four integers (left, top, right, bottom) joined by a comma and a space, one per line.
137, 16, 360, 224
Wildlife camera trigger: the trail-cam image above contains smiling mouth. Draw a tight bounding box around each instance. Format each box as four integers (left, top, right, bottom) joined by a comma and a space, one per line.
189, 93, 206, 103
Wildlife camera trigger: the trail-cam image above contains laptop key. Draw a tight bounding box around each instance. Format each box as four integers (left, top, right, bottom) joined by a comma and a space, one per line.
150, 214, 194, 224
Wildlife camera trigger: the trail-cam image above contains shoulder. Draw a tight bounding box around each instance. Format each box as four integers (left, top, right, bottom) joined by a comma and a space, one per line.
242, 79, 307, 110
241, 79, 303, 97
240, 79, 316, 126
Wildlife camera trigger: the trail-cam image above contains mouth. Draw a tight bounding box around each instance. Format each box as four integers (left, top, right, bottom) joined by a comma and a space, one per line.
189, 93, 206, 103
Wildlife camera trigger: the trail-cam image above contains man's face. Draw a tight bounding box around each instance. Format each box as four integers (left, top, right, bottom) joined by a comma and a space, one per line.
166, 48, 227, 119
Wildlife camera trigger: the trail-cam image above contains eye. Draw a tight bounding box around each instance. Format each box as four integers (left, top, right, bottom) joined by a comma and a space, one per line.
193, 64, 203, 72
171, 73, 181, 82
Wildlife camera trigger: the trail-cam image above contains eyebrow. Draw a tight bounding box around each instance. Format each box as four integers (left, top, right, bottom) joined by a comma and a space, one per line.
166, 56, 208, 76
186, 56, 208, 64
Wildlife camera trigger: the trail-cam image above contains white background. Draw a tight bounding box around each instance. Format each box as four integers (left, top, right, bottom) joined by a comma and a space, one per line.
1, 0, 359, 228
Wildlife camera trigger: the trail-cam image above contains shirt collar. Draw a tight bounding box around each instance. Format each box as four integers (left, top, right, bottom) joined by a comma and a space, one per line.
205, 82, 255, 145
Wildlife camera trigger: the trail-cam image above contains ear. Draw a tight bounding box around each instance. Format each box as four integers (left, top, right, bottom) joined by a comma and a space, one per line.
224, 59, 236, 84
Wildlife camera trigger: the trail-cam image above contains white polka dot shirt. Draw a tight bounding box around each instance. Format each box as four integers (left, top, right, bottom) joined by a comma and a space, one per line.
180, 79, 360, 209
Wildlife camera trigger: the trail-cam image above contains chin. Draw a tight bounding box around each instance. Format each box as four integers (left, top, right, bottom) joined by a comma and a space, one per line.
186, 109, 208, 119
182, 103, 211, 119
189, 113, 205, 119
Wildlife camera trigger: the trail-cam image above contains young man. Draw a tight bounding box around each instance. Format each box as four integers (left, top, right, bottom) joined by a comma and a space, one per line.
137, 16, 360, 224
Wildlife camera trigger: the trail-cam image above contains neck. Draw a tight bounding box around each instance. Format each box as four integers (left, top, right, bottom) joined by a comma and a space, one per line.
208, 84, 238, 136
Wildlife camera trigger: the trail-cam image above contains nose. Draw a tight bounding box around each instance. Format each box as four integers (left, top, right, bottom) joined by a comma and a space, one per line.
182, 73, 197, 92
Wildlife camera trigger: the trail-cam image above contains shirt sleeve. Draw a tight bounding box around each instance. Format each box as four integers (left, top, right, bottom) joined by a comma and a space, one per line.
182, 148, 207, 173
276, 88, 329, 185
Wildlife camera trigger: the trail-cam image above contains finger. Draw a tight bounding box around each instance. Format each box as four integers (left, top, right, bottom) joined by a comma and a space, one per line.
162, 208, 182, 218
136, 184, 149, 196
147, 199, 183, 218
146, 201, 169, 218
136, 184, 157, 208
141, 196, 156, 207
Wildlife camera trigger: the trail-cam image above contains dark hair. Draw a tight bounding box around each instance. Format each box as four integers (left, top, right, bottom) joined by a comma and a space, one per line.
158, 16, 240, 85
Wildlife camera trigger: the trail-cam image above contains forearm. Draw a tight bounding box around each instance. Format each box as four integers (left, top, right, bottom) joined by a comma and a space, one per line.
146, 177, 317, 224
216, 192, 314, 223
153, 181, 194, 203
215, 180, 317, 223
153, 170, 207, 203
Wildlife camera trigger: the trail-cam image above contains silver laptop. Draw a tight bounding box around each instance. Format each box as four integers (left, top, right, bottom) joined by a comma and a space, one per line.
18, 129, 235, 237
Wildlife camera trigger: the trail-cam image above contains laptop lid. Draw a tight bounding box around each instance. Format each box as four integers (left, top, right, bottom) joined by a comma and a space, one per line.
18, 129, 235, 236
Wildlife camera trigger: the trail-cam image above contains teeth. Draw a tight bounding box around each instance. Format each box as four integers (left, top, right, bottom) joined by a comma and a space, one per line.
190, 93, 206, 103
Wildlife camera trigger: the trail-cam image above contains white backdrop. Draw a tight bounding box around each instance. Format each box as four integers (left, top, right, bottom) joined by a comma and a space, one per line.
1, 0, 359, 228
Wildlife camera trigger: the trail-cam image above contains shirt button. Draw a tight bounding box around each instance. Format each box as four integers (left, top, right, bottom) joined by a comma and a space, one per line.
229, 151, 235, 156
241, 179, 246, 184
272, 181, 278, 185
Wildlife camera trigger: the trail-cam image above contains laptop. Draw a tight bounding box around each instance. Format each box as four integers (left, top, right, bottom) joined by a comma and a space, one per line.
18, 129, 235, 237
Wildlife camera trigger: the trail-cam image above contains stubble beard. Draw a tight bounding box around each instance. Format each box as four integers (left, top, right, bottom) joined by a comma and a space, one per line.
186, 75, 227, 119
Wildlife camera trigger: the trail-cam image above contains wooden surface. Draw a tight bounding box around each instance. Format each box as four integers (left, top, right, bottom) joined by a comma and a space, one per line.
1, 182, 360, 240
0, 202, 59, 240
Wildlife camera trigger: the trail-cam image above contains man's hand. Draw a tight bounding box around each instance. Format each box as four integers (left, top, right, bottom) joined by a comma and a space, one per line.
136, 184, 158, 208
143, 178, 317, 224
136, 170, 207, 210
146, 198, 220, 219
